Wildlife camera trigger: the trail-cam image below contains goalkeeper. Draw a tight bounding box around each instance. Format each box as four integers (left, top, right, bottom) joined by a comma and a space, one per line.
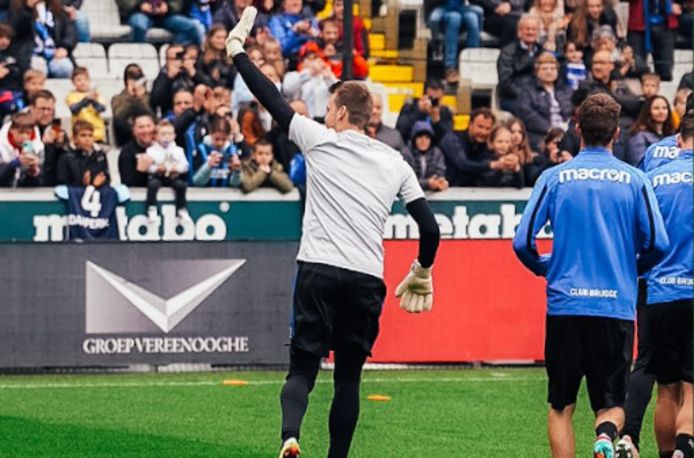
225, 7, 441, 458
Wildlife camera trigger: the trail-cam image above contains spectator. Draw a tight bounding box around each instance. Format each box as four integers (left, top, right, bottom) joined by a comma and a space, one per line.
539, 126, 573, 168
0, 23, 21, 117
528, 0, 568, 52
197, 25, 236, 88
174, 83, 219, 173
213, 0, 268, 35
641, 72, 661, 98
566, 0, 617, 59
262, 38, 285, 78
329, 0, 369, 58
150, 45, 198, 117
517, 52, 572, 151
17, 69, 46, 111
118, 112, 155, 187
116, 0, 203, 45
267, 98, 306, 171
428, 0, 483, 83
56, 120, 109, 187
283, 46, 337, 120
166, 87, 194, 122
112, 64, 153, 147
31, 90, 68, 185
0, 112, 43, 187
678, 1, 693, 49
505, 117, 544, 185
560, 40, 587, 90
439, 108, 517, 186
673, 88, 692, 128
212, 85, 231, 108
590, 26, 647, 79
679, 71, 692, 91
9, 0, 76, 78
268, 0, 318, 60
240, 139, 293, 193
317, 18, 368, 79
366, 93, 406, 152
189, 0, 214, 32
67, 67, 106, 143
478, 125, 524, 187
402, 121, 448, 192
62, 0, 89, 42
473, 0, 524, 46
576, 49, 642, 127
231, 45, 264, 116
192, 115, 242, 187
395, 78, 453, 143
626, 94, 676, 165
627, 0, 679, 81
497, 14, 541, 114
145, 119, 191, 222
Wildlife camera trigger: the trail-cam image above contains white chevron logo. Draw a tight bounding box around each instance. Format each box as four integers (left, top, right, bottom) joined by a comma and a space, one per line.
86, 260, 246, 333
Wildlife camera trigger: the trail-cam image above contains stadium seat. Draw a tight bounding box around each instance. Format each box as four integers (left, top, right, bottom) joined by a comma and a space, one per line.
146, 28, 175, 44
82, 0, 133, 43
46, 79, 75, 122
458, 48, 500, 90
72, 43, 110, 79
159, 44, 169, 68
108, 43, 161, 82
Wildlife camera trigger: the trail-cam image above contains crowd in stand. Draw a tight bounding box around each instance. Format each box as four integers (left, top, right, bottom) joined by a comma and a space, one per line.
0, 0, 692, 214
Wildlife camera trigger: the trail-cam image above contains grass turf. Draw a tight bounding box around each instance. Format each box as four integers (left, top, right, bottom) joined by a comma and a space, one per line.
0, 368, 657, 457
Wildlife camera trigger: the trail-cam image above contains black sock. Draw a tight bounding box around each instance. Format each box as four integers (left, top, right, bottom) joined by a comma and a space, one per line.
596, 422, 618, 441
327, 347, 367, 458
280, 348, 321, 443
659, 451, 674, 458
675, 434, 694, 457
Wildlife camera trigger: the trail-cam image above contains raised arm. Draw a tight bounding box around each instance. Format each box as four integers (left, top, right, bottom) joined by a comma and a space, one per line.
227, 7, 295, 132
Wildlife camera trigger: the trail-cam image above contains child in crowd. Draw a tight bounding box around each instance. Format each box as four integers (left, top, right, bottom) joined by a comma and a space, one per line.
318, 19, 368, 79
540, 127, 573, 166
480, 126, 524, 188
263, 39, 285, 78
17, 70, 46, 111
673, 88, 692, 128
561, 40, 586, 90
240, 140, 293, 193
193, 116, 242, 187
56, 120, 109, 187
285, 46, 337, 119
67, 67, 107, 143
528, 0, 567, 52
145, 120, 191, 223
401, 121, 448, 192
213, 85, 232, 109
641, 72, 661, 98
0, 24, 21, 117
0, 112, 43, 187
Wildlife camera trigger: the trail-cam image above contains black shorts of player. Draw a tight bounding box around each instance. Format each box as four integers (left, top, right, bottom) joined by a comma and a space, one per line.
290, 262, 387, 357
644, 299, 693, 385
545, 315, 634, 412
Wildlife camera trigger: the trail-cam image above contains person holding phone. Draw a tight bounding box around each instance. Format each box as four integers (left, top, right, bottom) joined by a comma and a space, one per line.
111, 64, 153, 147
0, 112, 44, 187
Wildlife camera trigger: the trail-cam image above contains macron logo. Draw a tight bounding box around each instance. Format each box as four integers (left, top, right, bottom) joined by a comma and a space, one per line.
652, 171, 693, 188
652, 146, 679, 159
559, 168, 631, 184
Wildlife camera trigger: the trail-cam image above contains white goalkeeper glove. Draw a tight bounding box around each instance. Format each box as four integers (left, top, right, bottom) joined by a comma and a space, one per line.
226, 6, 257, 58
395, 260, 433, 313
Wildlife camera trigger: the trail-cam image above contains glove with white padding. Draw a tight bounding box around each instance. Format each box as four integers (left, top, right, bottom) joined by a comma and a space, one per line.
226, 6, 257, 58
395, 260, 433, 313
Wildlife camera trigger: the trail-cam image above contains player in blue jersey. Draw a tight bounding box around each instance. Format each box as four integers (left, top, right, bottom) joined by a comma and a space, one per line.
638, 135, 680, 172
617, 114, 694, 458
513, 93, 670, 458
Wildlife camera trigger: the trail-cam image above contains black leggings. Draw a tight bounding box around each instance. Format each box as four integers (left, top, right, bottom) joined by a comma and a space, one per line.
146, 176, 187, 210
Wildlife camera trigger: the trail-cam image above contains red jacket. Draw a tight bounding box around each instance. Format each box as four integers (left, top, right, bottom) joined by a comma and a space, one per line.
628, 0, 679, 31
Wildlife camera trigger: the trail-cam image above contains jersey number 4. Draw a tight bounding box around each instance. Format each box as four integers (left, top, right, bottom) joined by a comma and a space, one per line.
81, 186, 102, 217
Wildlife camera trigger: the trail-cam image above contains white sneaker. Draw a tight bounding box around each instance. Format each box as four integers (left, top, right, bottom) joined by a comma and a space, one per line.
177, 208, 193, 224
278, 438, 300, 458
615, 436, 640, 458
147, 206, 158, 223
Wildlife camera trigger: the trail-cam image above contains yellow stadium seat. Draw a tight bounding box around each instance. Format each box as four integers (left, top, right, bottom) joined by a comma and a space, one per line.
369, 34, 385, 51
454, 114, 470, 131
441, 95, 458, 113
370, 65, 413, 82
370, 49, 399, 59
387, 93, 409, 113
384, 82, 424, 97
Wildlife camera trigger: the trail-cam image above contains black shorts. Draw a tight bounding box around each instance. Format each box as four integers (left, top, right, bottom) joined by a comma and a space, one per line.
545, 315, 634, 412
290, 262, 387, 357
645, 299, 693, 385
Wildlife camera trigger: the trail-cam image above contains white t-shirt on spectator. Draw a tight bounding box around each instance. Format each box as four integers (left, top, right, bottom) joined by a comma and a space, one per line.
289, 114, 424, 279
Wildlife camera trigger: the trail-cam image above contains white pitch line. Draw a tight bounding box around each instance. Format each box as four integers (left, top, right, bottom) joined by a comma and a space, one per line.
0, 376, 544, 390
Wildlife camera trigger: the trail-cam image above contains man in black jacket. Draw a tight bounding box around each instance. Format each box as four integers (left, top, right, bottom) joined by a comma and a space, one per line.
366, 93, 406, 152
57, 121, 109, 187
150, 45, 199, 117
118, 113, 155, 187
497, 14, 541, 114
395, 78, 453, 143
30, 90, 69, 186
438, 108, 517, 186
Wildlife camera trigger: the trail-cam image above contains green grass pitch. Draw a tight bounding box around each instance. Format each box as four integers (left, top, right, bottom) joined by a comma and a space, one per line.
0, 368, 658, 457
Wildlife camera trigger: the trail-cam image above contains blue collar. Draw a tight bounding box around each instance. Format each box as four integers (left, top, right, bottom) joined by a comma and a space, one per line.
578, 146, 612, 156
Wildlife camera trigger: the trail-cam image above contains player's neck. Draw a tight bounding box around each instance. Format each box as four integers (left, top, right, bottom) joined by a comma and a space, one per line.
334, 124, 364, 135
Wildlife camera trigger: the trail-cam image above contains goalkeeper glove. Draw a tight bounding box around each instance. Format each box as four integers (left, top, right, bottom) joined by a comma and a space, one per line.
226, 6, 257, 58
395, 260, 433, 313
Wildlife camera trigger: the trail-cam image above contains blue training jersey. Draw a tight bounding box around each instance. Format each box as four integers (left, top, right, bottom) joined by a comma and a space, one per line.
638, 135, 679, 172
644, 149, 694, 304
513, 147, 669, 320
